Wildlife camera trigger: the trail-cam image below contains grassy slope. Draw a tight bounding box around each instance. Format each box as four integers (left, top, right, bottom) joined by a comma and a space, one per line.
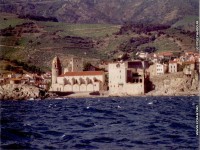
0, 60, 13, 74
36, 21, 120, 38
0, 13, 121, 71
0, 13, 196, 72
172, 15, 198, 31
0, 13, 28, 29
138, 38, 180, 52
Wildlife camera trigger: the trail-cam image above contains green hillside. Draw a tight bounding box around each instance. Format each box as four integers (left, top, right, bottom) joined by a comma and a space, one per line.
0, 13, 196, 72
172, 15, 198, 31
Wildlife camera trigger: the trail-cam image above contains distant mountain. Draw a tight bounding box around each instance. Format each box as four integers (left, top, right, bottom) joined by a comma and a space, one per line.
0, 0, 198, 24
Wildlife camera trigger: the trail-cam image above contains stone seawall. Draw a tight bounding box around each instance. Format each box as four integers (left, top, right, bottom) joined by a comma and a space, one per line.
0, 72, 199, 100
146, 72, 199, 96
0, 84, 43, 100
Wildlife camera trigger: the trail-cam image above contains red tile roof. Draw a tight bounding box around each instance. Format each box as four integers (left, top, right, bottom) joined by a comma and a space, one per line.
158, 52, 173, 56
186, 51, 194, 55
184, 61, 195, 65
10, 78, 21, 81
59, 71, 104, 77
163, 52, 173, 56
169, 61, 177, 63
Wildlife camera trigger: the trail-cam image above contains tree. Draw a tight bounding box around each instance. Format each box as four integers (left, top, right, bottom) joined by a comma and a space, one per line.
83, 62, 92, 71
4, 64, 11, 70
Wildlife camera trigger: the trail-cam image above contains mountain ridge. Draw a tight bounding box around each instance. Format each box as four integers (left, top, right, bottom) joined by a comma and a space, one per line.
0, 0, 198, 24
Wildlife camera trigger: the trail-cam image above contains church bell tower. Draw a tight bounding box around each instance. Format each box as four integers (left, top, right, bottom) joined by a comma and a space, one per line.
52, 56, 62, 84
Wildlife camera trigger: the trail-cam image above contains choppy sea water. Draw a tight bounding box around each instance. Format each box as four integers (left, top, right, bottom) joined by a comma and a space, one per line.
1, 96, 199, 150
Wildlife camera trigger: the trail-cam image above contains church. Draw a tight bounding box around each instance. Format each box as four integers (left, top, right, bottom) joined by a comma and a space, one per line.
49, 56, 106, 92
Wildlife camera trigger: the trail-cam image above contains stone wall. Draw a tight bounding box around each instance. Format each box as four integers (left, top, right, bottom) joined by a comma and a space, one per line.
50, 82, 102, 92
146, 72, 199, 96
0, 84, 42, 100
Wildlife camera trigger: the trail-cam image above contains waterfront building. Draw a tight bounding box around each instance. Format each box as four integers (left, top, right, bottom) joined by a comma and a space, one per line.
50, 56, 106, 92
108, 61, 147, 96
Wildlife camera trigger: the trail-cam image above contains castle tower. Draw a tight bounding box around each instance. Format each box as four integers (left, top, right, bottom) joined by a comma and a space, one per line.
70, 57, 83, 72
52, 56, 62, 84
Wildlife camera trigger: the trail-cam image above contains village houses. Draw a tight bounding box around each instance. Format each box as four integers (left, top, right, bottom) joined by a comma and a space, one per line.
1, 50, 199, 96
168, 61, 178, 73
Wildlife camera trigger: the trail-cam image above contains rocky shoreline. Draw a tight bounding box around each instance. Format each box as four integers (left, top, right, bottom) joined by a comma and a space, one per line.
0, 84, 199, 101
146, 72, 200, 97
0, 84, 49, 100
0, 71, 199, 100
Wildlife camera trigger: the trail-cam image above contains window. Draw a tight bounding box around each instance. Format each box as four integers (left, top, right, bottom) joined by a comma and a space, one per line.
140, 79, 142, 83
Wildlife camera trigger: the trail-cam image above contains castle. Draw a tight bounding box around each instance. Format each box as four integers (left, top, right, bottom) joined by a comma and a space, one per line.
108, 61, 148, 96
50, 56, 106, 92
50, 56, 147, 96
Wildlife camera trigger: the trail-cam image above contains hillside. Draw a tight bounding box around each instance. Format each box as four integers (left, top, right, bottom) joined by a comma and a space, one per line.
0, 13, 197, 72
0, 0, 198, 25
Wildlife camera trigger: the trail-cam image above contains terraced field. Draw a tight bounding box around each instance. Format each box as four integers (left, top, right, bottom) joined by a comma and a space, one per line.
0, 13, 196, 72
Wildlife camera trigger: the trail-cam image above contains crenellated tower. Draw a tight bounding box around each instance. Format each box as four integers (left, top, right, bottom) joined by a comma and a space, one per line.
52, 56, 62, 84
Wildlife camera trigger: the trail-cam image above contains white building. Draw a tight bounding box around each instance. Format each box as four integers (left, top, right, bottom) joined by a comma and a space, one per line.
108, 61, 146, 96
156, 63, 165, 75
137, 52, 148, 59
51, 71, 106, 92
169, 61, 177, 73
183, 61, 195, 76
50, 56, 106, 92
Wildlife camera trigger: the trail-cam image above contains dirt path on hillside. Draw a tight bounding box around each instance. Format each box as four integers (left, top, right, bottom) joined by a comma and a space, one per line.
0, 45, 24, 49
68, 26, 121, 32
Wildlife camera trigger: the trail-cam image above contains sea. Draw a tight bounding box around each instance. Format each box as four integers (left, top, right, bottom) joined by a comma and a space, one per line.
1, 96, 199, 150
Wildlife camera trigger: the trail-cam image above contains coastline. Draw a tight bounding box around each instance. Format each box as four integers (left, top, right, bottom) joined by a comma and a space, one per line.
0, 83, 199, 101
42, 92, 200, 100
0, 93, 198, 101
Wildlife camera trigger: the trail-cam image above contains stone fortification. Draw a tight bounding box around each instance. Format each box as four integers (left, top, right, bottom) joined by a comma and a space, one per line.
0, 84, 42, 100
146, 72, 199, 96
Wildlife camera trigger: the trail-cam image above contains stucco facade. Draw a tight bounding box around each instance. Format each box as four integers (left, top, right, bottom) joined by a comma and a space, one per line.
183, 62, 195, 75
169, 61, 177, 73
50, 56, 105, 92
52, 56, 62, 84
156, 63, 165, 75
51, 71, 105, 92
108, 61, 146, 96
